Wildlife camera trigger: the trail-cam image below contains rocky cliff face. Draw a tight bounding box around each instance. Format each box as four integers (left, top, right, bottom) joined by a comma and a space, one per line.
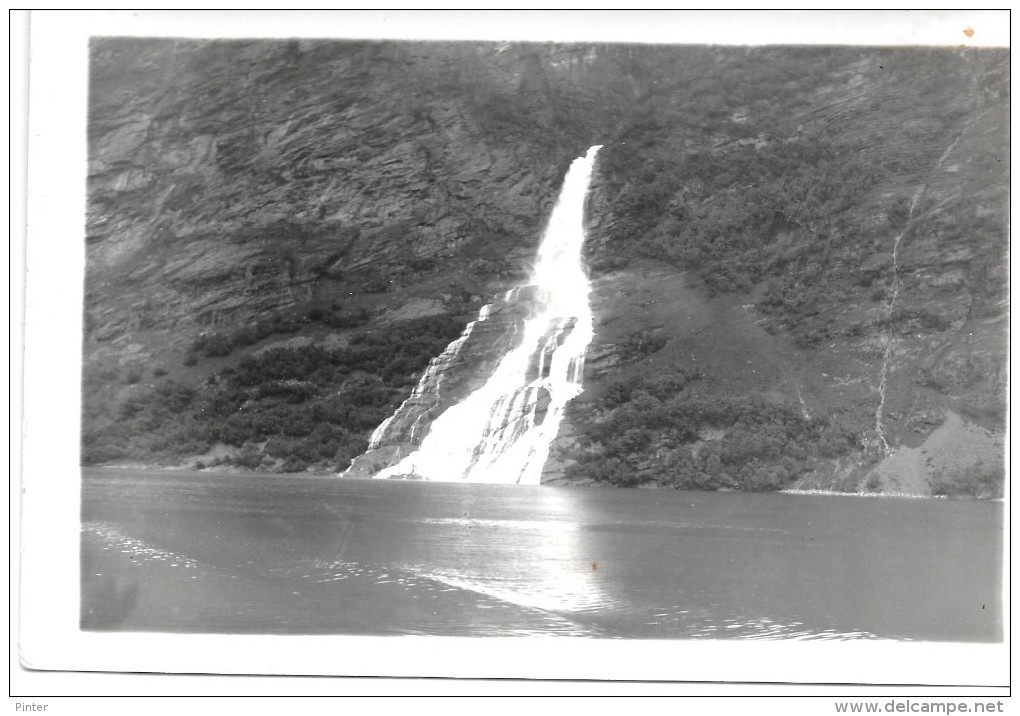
86, 40, 591, 346
82, 40, 1008, 497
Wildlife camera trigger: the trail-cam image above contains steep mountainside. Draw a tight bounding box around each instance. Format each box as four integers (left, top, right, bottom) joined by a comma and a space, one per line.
82, 40, 1008, 497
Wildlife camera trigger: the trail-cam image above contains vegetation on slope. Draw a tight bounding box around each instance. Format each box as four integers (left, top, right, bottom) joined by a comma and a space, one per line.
565, 46, 1007, 493
563, 369, 853, 489
590, 47, 1006, 338
83, 315, 467, 472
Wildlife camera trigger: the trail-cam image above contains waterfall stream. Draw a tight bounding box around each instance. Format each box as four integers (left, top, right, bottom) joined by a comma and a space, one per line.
363, 145, 602, 484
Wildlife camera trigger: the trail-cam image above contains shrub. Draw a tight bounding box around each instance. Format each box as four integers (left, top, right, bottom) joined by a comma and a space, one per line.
228, 447, 262, 470
565, 456, 638, 486
931, 460, 1004, 499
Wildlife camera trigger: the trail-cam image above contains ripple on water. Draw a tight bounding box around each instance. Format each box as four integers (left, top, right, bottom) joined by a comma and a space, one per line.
83, 522, 201, 571
290, 557, 609, 636
645, 610, 882, 641
418, 517, 581, 533
83, 530, 884, 640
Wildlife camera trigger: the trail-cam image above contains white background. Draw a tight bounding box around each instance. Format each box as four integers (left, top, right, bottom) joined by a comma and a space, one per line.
10, 8, 1011, 705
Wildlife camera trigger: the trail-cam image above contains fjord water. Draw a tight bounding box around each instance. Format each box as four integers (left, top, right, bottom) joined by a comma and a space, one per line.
369, 146, 602, 484
81, 469, 1001, 640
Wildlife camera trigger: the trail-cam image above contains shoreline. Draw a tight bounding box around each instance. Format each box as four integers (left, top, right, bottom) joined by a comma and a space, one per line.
81, 464, 997, 500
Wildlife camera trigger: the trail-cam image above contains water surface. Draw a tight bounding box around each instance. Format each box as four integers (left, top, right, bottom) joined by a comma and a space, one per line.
81, 468, 1002, 640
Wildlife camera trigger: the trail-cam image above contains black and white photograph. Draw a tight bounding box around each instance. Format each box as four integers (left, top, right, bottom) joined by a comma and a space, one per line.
14, 9, 1010, 699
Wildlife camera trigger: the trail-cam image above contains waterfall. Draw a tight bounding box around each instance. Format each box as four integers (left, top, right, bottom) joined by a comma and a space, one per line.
368, 145, 602, 484
366, 303, 493, 450
874, 185, 925, 455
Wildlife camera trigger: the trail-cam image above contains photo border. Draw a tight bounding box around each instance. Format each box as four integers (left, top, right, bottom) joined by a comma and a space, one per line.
15, 9, 1011, 692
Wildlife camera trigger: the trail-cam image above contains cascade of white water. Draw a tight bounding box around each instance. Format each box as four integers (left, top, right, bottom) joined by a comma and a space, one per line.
373, 145, 602, 484
874, 185, 925, 454
366, 303, 493, 450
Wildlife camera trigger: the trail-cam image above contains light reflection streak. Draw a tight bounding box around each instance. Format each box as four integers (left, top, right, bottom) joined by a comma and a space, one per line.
406, 486, 617, 616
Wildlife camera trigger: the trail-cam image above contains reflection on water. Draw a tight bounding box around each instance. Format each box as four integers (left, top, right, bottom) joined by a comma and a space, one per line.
81, 469, 1002, 641
84, 522, 201, 571
408, 488, 616, 615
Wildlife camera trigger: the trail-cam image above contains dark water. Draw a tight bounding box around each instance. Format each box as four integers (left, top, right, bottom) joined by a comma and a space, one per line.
80, 468, 1002, 641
